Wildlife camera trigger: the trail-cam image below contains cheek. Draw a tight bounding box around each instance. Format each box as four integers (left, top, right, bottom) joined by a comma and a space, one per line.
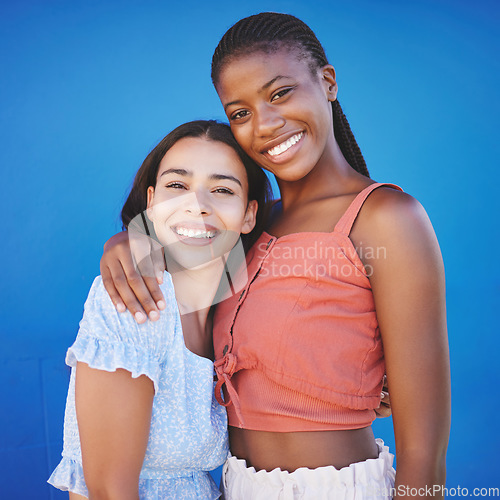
230, 126, 252, 152
315, 100, 333, 133
220, 201, 248, 230
150, 204, 166, 222
150, 196, 179, 219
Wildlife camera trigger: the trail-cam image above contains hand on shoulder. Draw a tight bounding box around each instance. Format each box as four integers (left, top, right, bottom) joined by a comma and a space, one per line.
100, 230, 167, 323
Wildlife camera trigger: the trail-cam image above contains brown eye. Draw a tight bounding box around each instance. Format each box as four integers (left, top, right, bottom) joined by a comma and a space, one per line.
230, 109, 250, 121
271, 87, 293, 102
165, 182, 186, 190
213, 187, 234, 195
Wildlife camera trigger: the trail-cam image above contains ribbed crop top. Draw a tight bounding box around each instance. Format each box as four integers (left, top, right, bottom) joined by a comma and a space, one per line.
213, 183, 403, 432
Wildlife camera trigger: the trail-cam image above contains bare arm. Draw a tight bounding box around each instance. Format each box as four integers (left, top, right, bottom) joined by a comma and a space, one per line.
354, 188, 450, 498
100, 231, 166, 323
69, 493, 87, 500
75, 363, 155, 500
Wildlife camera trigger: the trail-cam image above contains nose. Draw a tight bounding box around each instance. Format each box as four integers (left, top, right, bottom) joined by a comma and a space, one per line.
183, 191, 212, 216
255, 104, 285, 138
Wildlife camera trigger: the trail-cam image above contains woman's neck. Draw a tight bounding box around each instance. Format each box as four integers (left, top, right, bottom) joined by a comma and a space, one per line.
168, 257, 226, 326
168, 257, 226, 360
277, 136, 362, 211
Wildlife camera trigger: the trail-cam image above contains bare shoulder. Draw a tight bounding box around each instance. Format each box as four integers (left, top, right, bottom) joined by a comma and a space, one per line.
364, 185, 426, 222
350, 185, 444, 280
352, 186, 436, 246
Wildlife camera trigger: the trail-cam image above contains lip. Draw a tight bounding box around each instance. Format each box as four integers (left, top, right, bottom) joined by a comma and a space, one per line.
260, 130, 304, 153
261, 131, 305, 164
171, 222, 219, 246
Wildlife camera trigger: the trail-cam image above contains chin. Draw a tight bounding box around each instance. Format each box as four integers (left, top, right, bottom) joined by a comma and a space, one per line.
273, 168, 313, 183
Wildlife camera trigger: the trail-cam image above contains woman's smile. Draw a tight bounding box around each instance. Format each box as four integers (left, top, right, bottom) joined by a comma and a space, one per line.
216, 50, 337, 182
263, 131, 304, 163
147, 136, 257, 269
171, 223, 218, 246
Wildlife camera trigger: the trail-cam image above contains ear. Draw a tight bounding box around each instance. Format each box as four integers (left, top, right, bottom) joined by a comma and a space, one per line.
146, 186, 155, 220
320, 64, 338, 102
241, 200, 258, 235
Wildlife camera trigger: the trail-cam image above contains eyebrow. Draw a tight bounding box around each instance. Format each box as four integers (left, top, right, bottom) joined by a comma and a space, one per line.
211, 173, 242, 187
159, 168, 189, 177
159, 168, 242, 187
224, 75, 291, 110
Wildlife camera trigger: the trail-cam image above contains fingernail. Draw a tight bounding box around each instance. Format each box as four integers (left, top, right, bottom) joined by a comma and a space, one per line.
157, 300, 166, 310
149, 310, 160, 321
157, 274, 163, 284
116, 303, 126, 313
135, 311, 147, 323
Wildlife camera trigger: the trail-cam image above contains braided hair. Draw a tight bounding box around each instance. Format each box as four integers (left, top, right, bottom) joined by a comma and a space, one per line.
211, 12, 369, 177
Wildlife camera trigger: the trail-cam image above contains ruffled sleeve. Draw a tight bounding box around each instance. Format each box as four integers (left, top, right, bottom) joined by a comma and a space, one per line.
66, 273, 179, 393
47, 456, 88, 497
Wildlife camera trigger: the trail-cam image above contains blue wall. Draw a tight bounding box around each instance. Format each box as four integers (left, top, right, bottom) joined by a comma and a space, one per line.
1, 0, 498, 497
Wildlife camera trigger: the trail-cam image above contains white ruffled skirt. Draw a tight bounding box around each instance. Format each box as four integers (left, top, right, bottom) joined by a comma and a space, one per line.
222, 438, 395, 500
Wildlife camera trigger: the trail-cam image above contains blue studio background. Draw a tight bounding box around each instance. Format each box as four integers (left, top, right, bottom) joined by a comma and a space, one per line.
1, 0, 498, 497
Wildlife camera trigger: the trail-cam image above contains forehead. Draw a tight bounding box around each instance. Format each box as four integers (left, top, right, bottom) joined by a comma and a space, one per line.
157, 137, 247, 180
216, 49, 316, 97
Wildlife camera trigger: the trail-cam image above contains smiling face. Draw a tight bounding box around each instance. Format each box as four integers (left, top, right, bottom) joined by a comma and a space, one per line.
215, 49, 338, 183
146, 137, 257, 270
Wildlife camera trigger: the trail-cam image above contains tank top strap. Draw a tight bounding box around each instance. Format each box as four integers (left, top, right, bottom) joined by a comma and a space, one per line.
333, 182, 403, 236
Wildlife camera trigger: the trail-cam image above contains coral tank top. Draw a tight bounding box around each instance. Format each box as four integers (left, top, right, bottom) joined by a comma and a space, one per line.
213, 183, 403, 431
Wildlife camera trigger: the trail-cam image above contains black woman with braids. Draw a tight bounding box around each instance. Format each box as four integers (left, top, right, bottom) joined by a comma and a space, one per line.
100, 12, 450, 499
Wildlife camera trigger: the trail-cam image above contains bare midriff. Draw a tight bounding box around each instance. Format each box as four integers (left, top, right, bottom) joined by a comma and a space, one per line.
228, 425, 379, 473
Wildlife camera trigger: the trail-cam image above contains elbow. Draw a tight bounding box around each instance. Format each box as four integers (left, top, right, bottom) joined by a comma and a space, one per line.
395, 421, 450, 486
395, 447, 448, 488
86, 479, 139, 500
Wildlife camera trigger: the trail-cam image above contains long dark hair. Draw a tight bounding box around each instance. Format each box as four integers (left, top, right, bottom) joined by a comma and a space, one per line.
121, 120, 273, 251
211, 12, 369, 177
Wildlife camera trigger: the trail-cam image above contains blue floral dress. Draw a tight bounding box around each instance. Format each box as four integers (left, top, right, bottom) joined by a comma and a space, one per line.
48, 273, 228, 499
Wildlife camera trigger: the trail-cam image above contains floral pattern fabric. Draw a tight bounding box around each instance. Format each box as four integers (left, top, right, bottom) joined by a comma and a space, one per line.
48, 274, 228, 499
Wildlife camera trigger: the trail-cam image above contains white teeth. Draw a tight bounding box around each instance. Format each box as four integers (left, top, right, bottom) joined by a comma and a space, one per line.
175, 227, 215, 239
267, 132, 303, 156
